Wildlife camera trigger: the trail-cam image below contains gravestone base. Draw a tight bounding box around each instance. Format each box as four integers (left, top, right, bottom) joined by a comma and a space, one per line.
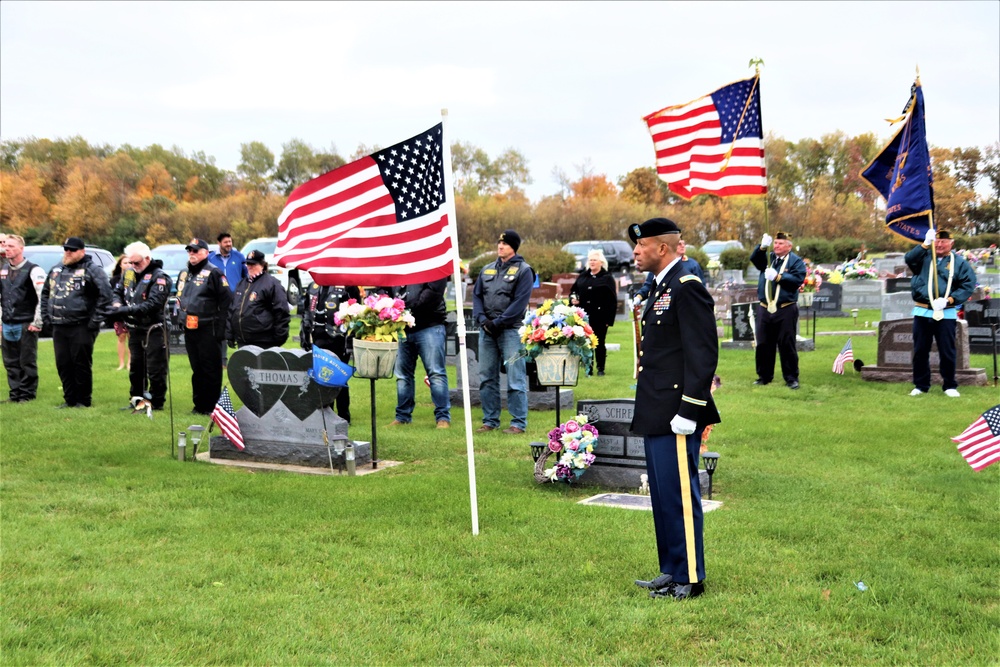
578, 464, 709, 496
860, 366, 987, 386
450, 387, 574, 410
210, 435, 372, 468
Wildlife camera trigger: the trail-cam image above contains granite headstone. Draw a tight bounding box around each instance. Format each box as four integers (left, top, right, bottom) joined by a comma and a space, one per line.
842, 280, 884, 310
964, 298, 1000, 354
812, 282, 847, 317
210, 346, 371, 467
860, 319, 987, 386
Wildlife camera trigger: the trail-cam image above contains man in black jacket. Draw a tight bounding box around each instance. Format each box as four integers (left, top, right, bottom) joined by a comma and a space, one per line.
227, 250, 290, 349
300, 280, 360, 423
749, 232, 806, 389
177, 238, 232, 415
0, 234, 47, 403
111, 241, 172, 410
40, 236, 113, 408
389, 278, 451, 428
628, 218, 719, 601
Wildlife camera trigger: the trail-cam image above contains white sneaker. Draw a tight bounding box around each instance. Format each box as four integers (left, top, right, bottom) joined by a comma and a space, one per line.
909, 388, 926, 396
944, 388, 961, 398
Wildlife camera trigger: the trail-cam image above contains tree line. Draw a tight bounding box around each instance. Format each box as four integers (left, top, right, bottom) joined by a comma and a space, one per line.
1, 134, 996, 258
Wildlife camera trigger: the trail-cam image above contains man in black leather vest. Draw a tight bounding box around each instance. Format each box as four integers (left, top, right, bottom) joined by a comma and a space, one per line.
177, 238, 232, 415
0, 235, 46, 402
301, 280, 361, 423
111, 241, 172, 410
40, 236, 113, 408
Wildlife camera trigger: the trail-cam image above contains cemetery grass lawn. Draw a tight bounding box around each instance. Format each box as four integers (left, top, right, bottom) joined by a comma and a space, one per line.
2, 318, 997, 666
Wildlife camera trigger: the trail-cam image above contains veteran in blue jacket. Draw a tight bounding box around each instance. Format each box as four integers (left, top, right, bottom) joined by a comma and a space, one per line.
629, 217, 720, 601
905, 228, 977, 397
750, 232, 806, 389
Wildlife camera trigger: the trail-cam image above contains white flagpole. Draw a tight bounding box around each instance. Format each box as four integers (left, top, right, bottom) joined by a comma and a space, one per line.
440, 108, 480, 535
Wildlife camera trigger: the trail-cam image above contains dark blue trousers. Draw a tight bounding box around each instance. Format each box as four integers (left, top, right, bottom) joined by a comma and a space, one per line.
644, 429, 706, 585
912, 316, 957, 391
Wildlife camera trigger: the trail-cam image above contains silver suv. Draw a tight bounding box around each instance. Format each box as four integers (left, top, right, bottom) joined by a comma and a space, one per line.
562, 240, 634, 273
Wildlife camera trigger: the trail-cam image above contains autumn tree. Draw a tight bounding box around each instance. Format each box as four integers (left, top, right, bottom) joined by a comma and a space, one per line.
0, 163, 51, 234
238, 141, 275, 195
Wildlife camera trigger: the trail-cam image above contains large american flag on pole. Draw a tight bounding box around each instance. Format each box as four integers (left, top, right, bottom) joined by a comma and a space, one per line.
952, 405, 1000, 471
275, 123, 454, 287
644, 75, 767, 200
212, 387, 245, 451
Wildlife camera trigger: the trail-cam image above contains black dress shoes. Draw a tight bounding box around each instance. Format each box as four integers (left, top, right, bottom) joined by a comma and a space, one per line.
649, 581, 705, 600
786, 380, 800, 390
752, 379, 770, 386
635, 573, 673, 590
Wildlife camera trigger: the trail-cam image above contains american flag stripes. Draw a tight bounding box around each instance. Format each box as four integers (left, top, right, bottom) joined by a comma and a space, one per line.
274, 123, 454, 287
832, 338, 854, 374
644, 75, 767, 200
212, 387, 245, 451
952, 405, 1000, 471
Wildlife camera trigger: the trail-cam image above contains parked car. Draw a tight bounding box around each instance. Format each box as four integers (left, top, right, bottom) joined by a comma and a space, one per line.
240, 237, 302, 307
23, 244, 116, 280
22, 244, 117, 337
699, 240, 744, 262
561, 240, 634, 273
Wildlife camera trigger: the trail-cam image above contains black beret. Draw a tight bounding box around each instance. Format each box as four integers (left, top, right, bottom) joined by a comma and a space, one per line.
775, 232, 792, 241
628, 218, 681, 243
936, 229, 952, 240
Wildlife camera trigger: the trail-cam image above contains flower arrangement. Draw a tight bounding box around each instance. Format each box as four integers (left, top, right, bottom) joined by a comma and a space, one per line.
800, 264, 823, 293
333, 294, 415, 342
518, 298, 598, 372
541, 414, 598, 483
839, 259, 879, 281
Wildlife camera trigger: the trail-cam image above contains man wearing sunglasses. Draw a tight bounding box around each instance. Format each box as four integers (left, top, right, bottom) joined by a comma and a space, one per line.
39, 237, 113, 408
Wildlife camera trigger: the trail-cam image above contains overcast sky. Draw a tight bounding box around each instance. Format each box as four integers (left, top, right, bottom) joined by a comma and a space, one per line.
2, 1, 998, 202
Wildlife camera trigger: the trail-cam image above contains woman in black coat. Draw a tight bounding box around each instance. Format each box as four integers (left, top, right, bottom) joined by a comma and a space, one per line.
570, 249, 618, 375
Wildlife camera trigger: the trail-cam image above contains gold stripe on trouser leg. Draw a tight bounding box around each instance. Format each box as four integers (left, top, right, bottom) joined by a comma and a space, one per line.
676, 433, 698, 583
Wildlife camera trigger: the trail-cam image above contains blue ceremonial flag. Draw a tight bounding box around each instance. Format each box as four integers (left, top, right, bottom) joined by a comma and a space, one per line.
309, 345, 354, 387
860, 79, 934, 243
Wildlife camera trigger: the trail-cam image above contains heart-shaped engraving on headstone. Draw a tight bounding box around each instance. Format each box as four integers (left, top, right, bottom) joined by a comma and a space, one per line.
228, 346, 339, 420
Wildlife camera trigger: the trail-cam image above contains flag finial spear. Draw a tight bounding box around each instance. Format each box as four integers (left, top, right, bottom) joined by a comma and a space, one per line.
749, 57, 765, 74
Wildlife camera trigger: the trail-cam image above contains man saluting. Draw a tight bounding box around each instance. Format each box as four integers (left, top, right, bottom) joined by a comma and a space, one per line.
628, 217, 720, 601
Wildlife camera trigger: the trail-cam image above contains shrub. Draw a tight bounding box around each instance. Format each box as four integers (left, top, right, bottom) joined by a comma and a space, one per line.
719, 247, 750, 270
685, 246, 709, 271
955, 233, 999, 250
796, 238, 835, 264
832, 237, 864, 262
467, 244, 576, 283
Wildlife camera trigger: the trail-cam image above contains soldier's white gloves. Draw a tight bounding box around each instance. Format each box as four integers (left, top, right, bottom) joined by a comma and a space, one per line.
764, 267, 778, 281
631, 294, 644, 309
760, 233, 772, 248
670, 414, 697, 436
931, 297, 948, 311
924, 229, 936, 246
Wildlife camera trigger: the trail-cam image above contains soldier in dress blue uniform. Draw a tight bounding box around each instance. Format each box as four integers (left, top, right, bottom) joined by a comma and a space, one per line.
628, 218, 720, 601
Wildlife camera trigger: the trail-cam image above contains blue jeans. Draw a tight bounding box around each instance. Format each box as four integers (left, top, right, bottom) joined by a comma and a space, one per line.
394, 324, 451, 423
478, 327, 527, 430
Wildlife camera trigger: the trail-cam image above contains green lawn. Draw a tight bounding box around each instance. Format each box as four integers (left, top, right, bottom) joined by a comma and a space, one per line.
2, 313, 998, 665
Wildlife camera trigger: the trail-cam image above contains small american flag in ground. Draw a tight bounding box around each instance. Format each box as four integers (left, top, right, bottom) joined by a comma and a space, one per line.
832, 338, 854, 374
952, 405, 1000, 471
644, 75, 767, 200
212, 387, 245, 451
274, 123, 453, 287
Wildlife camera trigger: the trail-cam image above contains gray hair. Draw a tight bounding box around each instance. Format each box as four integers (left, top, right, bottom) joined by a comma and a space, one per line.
123, 241, 152, 260
587, 249, 608, 272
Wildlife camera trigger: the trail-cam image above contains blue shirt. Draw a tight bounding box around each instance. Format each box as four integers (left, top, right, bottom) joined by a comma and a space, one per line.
208, 250, 248, 292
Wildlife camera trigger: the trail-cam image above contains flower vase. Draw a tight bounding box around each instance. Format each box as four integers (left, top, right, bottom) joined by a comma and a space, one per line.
535, 347, 580, 386
352, 339, 398, 379
798, 291, 814, 308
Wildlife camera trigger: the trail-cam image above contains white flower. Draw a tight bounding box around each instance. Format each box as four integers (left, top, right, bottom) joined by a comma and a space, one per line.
538, 314, 553, 327
374, 296, 395, 310
571, 325, 585, 338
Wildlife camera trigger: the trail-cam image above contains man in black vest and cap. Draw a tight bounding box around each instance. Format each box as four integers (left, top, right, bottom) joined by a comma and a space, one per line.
177, 238, 232, 415
40, 236, 113, 408
628, 217, 720, 601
